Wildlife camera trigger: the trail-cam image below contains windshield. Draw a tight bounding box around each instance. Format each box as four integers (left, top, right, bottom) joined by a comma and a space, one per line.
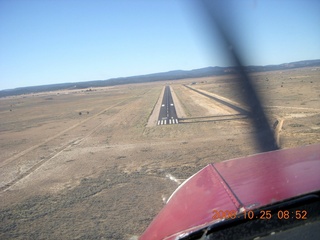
0, 1, 319, 239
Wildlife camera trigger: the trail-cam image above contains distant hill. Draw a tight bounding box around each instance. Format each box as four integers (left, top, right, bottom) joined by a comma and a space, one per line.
1, 59, 319, 98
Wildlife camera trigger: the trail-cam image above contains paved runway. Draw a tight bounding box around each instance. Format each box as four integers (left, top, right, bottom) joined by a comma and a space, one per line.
157, 86, 179, 125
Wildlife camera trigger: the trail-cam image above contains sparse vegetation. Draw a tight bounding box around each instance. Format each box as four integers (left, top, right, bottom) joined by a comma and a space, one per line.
289, 123, 304, 128
0, 67, 319, 239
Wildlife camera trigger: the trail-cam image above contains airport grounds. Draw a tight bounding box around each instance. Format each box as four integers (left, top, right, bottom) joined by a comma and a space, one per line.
0, 67, 319, 239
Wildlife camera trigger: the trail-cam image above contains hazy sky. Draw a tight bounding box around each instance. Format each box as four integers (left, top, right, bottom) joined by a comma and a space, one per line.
1, 0, 319, 90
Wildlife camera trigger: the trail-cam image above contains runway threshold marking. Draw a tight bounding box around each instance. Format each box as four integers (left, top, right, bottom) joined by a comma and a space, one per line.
157, 118, 179, 125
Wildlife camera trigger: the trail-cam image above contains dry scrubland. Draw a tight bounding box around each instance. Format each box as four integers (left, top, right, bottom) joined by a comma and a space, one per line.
0, 67, 319, 239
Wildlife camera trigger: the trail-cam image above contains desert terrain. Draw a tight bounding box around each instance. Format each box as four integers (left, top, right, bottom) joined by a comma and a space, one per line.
0, 67, 319, 239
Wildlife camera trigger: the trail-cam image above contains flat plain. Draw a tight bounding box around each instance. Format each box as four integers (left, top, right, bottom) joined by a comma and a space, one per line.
0, 67, 319, 239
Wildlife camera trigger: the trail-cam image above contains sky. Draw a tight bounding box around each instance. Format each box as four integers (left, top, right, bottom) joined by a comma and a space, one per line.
0, 0, 319, 90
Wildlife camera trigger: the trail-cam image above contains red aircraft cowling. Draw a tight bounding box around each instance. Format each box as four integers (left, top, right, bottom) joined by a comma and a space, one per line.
139, 144, 320, 240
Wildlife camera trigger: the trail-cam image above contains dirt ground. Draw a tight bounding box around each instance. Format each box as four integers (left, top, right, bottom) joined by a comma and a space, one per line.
0, 67, 319, 239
